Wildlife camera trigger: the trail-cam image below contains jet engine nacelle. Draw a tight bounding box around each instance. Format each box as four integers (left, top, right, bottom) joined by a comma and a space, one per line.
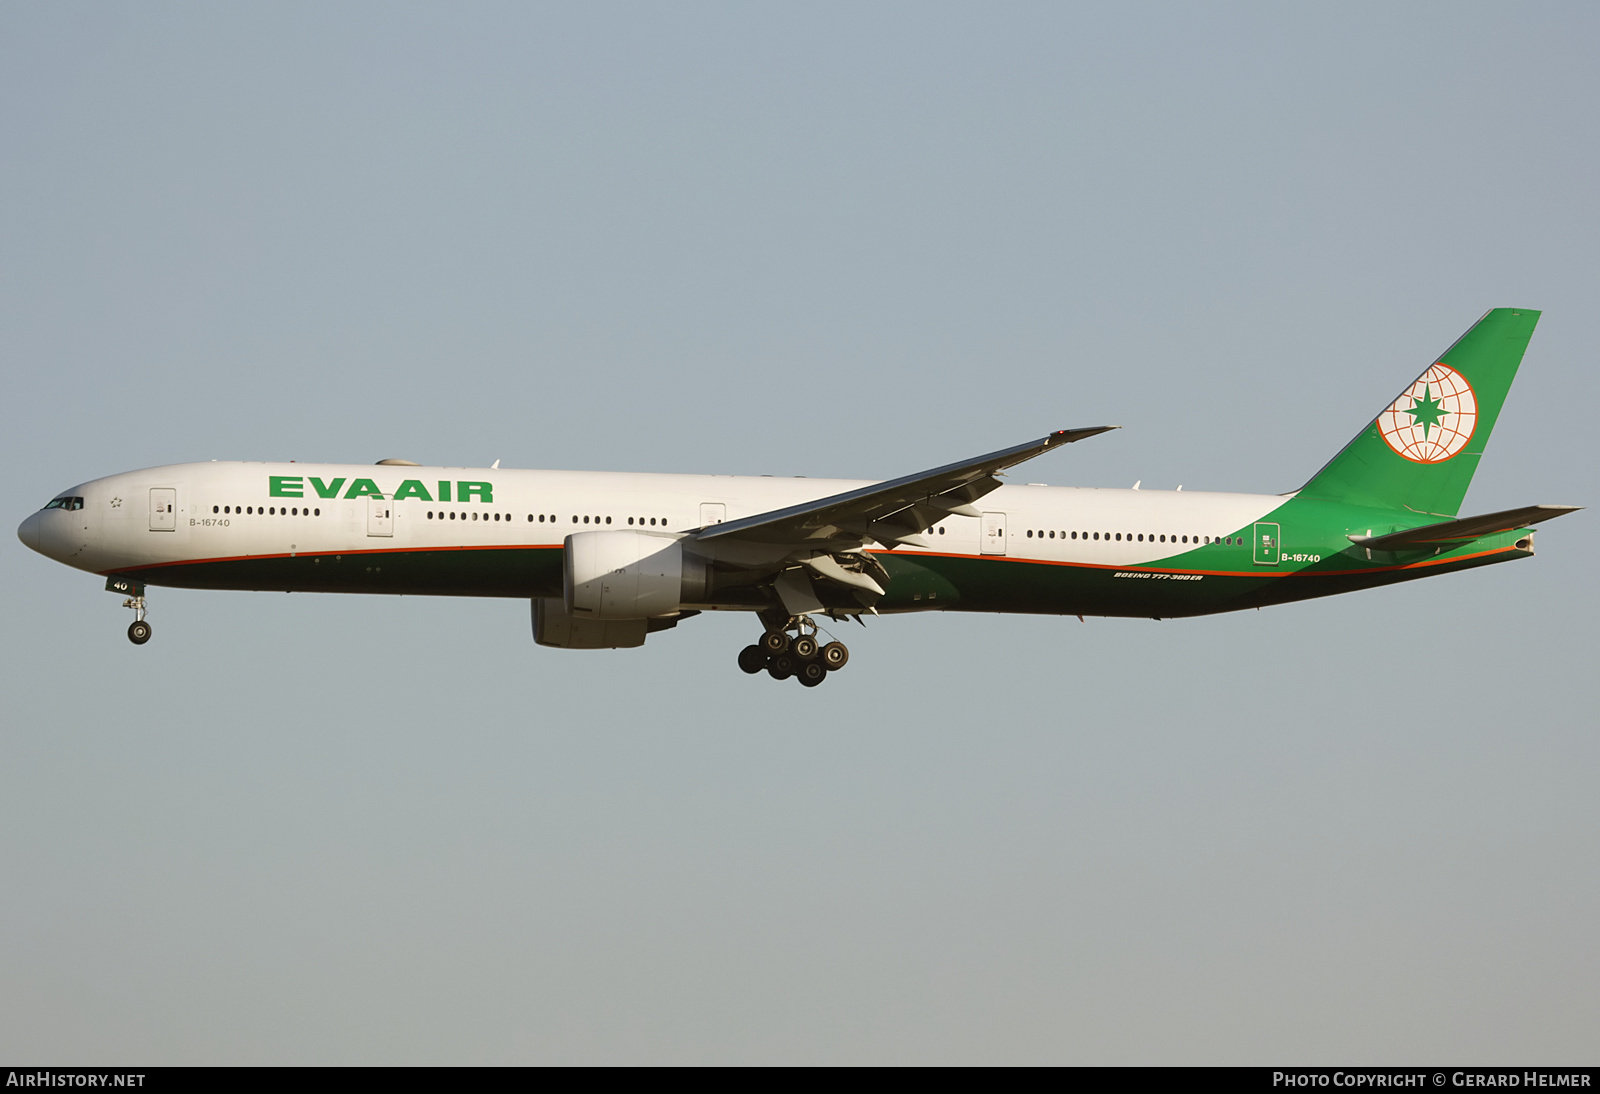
564, 530, 709, 619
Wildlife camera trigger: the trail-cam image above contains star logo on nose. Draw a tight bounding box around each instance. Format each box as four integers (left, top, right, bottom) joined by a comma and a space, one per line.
109, 496, 122, 508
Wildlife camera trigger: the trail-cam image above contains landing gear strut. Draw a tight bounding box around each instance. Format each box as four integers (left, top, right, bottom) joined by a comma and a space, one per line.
123, 594, 151, 645
736, 615, 849, 685
106, 576, 154, 646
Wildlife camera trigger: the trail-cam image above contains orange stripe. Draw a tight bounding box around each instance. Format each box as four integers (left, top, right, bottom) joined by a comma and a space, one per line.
100, 541, 563, 575
874, 545, 1516, 578
103, 542, 1514, 581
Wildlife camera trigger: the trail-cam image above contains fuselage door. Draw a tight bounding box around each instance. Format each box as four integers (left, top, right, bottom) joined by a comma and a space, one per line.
149, 488, 176, 532
981, 511, 1007, 556
367, 495, 394, 537
699, 502, 726, 527
1254, 522, 1281, 565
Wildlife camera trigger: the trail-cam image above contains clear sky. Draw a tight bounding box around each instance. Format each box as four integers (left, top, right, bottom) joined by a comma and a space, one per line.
2, 1, 1596, 1064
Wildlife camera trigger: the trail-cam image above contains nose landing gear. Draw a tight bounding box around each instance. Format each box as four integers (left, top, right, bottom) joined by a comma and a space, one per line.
736, 615, 849, 685
124, 596, 151, 644
107, 576, 152, 645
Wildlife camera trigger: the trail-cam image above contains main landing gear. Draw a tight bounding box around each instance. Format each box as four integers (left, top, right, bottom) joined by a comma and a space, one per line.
738, 616, 850, 687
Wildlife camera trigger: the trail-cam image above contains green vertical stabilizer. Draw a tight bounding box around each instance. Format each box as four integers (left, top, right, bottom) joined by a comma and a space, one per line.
1297, 308, 1540, 516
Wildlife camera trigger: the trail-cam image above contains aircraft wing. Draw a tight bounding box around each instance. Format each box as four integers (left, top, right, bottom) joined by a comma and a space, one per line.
693, 427, 1117, 549
1349, 504, 1582, 551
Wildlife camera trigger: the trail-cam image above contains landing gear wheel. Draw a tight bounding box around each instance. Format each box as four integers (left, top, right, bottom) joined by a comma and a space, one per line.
820, 641, 849, 670
128, 620, 152, 645
791, 634, 819, 660
737, 644, 768, 674
761, 630, 790, 655
797, 661, 828, 687
767, 654, 796, 680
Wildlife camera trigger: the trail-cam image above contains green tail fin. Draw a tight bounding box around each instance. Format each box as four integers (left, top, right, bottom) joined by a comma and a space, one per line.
1297, 308, 1541, 516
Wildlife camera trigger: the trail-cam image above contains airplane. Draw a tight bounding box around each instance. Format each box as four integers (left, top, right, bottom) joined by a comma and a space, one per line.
17, 308, 1580, 686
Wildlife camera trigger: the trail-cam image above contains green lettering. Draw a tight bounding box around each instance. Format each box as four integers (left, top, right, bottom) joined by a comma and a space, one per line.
269, 476, 304, 498
458, 481, 493, 503
343, 478, 384, 499
393, 479, 433, 502
308, 476, 346, 499
437, 480, 451, 502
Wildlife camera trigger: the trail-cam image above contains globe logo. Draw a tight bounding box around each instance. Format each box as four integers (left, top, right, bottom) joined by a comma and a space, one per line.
1376, 363, 1477, 463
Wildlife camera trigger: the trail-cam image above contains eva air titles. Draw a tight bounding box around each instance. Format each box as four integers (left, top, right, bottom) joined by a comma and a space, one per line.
268, 476, 494, 503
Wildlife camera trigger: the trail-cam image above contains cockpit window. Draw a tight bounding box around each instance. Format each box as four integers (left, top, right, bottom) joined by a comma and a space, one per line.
41, 497, 84, 511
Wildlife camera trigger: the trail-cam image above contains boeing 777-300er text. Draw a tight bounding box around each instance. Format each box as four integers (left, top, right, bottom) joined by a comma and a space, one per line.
18, 309, 1580, 686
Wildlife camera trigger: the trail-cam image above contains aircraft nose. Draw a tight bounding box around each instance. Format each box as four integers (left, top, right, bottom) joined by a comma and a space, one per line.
17, 511, 42, 553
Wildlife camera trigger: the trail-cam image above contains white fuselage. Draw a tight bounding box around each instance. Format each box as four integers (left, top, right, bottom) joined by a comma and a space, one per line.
20, 460, 1284, 584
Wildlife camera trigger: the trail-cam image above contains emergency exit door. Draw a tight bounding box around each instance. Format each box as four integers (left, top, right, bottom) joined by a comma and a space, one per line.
1254, 522, 1281, 565
367, 496, 393, 537
149, 488, 176, 531
981, 512, 1007, 555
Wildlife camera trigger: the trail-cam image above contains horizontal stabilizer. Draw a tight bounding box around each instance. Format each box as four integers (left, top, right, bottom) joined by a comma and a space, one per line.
1348, 504, 1582, 551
